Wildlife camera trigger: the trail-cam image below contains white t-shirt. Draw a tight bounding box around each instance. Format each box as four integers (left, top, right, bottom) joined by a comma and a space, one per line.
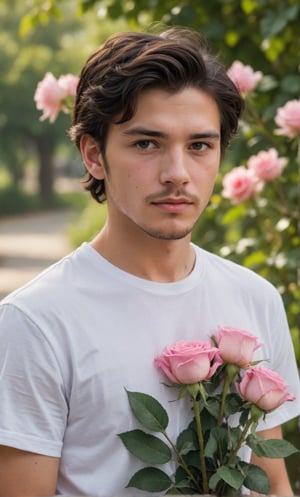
0, 242, 299, 497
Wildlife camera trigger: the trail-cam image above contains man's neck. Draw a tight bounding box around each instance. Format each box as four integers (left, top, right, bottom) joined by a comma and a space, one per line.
90, 223, 196, 283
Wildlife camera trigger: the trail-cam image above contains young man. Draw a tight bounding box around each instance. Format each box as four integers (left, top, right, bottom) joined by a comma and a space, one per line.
0, 28, 299, 497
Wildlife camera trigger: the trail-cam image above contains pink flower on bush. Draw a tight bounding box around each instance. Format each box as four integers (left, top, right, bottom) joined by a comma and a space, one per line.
58, 74, 79, 97
154, 340, 222, 384
227, 61, 263, 94
34, 72, 79, 123
248, 148, 287, 182
237, 366, 295, 411
222, 166, 262, 204
275, 99, 300, 138
216, 326, 261, 367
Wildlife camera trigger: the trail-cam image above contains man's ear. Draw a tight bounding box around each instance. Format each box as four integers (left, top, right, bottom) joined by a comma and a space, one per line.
80, 134, 105, 180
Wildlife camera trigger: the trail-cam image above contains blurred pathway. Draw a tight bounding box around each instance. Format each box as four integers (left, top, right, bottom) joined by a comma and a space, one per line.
0, 210, 75, 300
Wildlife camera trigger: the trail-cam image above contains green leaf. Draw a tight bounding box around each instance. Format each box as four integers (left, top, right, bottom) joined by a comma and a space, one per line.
205, 397, 220, 417
239, 462, 270, 494
205, 427, 228, 459
224, 393, 244, 416
260, 12, 286, 39
19, 14, 37, 37
176, 428, 198, 454
174, 468, 198, 493
285, 4, 299, 21
118, 429, 172, 464
239, 406, 251, 427
258, 75, 278, 92
221, 204, 246, 225
243, 250, 266, 268
127, 467, 172, 492
217, 465, 244, 490
247, 435, 299, 458
228, 426, 243, 449
281, 75, 300, 94
184, 450, 202, 468
126, 390, 169, 432
241, 0, 258, 15
209, 471, 221, 490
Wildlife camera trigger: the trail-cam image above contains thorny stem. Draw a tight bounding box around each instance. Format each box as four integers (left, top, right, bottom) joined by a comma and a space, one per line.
193, 398, 209, 494
227, 416, 254, 465
217, 364, 240, 426
162, 430, 202, 493
217, 372, 231, 426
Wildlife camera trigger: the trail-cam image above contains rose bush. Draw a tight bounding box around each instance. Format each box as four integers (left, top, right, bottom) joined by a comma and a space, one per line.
215, 326, 261, 367
154, 339, 221, 384
189, 59, 300, 374
237, 366, 296, 411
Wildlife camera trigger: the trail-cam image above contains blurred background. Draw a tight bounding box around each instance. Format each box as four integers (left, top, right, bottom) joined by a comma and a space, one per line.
0, 0, 299, 490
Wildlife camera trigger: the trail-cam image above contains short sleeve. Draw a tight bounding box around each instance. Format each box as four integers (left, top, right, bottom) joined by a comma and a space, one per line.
0, 303, 69, 456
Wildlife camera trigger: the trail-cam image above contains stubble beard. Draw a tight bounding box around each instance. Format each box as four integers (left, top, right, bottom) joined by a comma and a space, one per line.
138, 219, 197, 241
101, 153, 200, 241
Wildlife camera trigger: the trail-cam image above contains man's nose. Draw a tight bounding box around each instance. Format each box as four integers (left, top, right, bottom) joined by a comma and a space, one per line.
159, 149, 190, 185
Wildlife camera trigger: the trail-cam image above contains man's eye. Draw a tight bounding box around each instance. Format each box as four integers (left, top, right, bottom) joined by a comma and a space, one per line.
135, 140, 155, 150
191, 142, 209, 151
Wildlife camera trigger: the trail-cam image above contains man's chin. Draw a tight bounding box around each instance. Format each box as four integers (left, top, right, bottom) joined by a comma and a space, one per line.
141, 224, 195, 241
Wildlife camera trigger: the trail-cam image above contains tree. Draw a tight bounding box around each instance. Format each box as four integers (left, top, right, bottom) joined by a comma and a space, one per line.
0, 1, 119, 206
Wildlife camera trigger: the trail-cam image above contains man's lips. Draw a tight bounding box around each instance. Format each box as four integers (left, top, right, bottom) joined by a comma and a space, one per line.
151, 197, 194, 213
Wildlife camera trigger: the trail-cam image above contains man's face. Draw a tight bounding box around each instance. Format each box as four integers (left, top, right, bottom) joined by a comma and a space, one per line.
100, 87, 221, 241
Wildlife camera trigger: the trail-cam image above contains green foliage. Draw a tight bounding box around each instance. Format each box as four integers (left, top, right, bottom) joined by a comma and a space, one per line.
0, 185, 40, 215
0, 185, 88, 218
67, 199, 107, 245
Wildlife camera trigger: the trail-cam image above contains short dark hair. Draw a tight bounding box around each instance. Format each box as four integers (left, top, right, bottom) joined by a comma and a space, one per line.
69, 27, 244, 203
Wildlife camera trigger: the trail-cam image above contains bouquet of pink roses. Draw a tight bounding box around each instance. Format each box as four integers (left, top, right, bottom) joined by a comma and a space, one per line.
119, 327, 298, 496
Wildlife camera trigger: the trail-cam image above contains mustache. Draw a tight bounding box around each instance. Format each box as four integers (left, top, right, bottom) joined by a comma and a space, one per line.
146, 186, 199, 204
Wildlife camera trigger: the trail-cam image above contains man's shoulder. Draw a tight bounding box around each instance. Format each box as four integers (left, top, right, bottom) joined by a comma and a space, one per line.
194, 244, 279, 296
1, 243, 90, 309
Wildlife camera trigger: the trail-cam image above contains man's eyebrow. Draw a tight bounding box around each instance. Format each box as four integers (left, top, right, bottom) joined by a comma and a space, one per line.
122, 126, 220, 140
189, 132, 220, 140
122, 127, 168, 138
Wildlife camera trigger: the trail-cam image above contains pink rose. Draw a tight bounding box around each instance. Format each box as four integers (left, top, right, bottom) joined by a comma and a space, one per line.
58, 74, 79, 97
154, 340, 222, 384
237, 366, 296, 411
222, 166, 262, 204
34, 72, 67, 122
227, 61, 263, 94
275, 99, 300, 138
248, 148, 287, 182
216, 326, 262, 367
34, 72, 79, 123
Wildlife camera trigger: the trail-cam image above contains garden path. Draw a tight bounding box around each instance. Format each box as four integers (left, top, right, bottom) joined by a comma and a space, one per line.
0, 209, 74, 300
